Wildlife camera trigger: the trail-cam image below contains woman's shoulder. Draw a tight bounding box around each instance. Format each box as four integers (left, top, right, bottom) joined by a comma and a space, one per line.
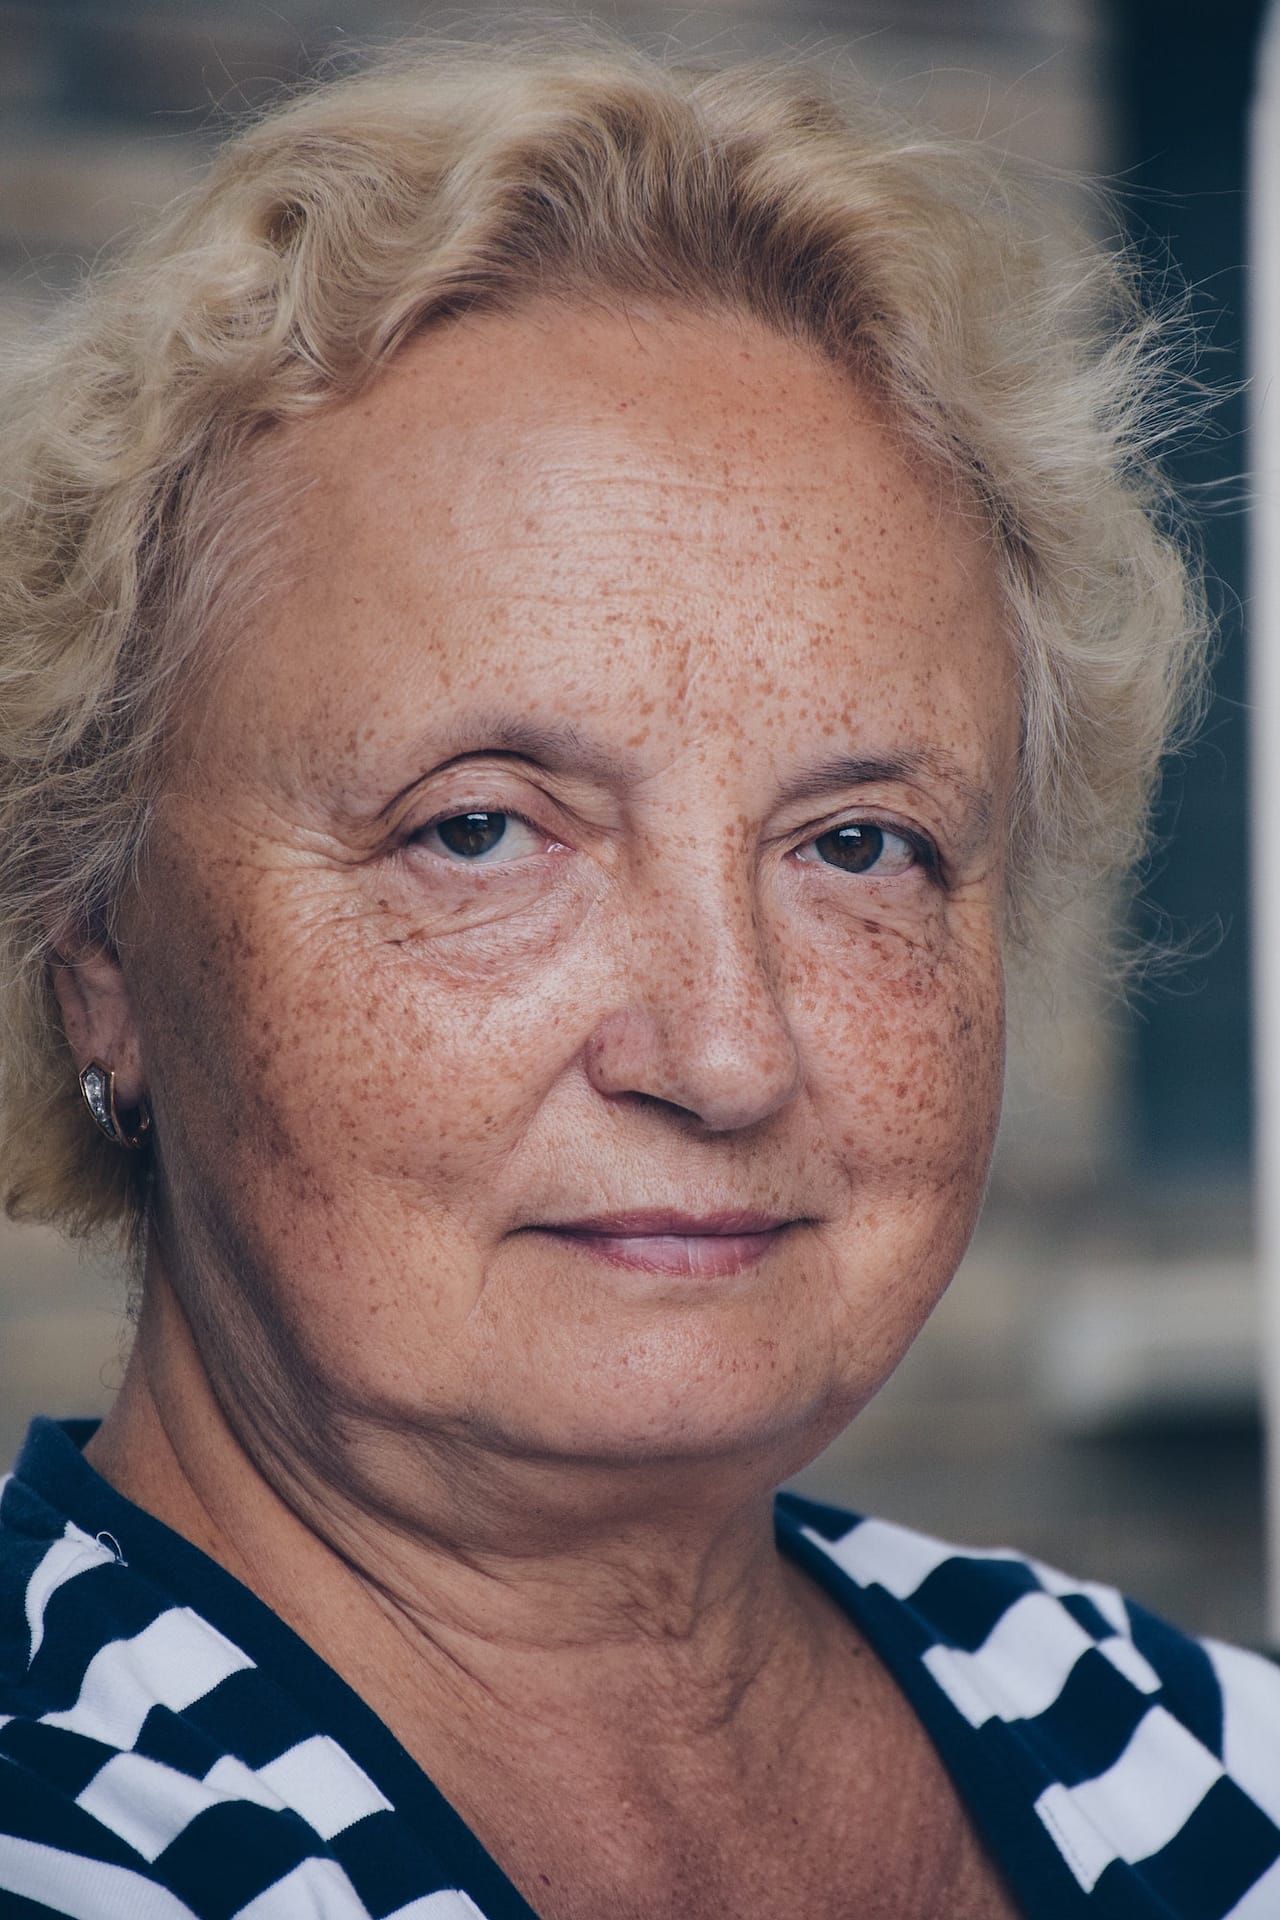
777, 1489, 1280, 1918
0, 1418, 495, 1919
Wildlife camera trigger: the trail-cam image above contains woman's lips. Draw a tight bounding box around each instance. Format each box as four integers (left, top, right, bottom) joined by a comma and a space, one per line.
537, 1212, 795, 1277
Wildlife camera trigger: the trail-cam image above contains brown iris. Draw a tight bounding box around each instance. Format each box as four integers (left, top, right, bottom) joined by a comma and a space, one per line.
814, 823, 887, 872
435, 812, 509, 858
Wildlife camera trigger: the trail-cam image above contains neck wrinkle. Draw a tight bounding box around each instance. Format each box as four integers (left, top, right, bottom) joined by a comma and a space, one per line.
85, 1253, 835, 1784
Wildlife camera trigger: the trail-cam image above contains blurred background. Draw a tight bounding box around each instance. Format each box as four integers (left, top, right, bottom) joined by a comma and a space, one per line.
0, 0, 1268, 1645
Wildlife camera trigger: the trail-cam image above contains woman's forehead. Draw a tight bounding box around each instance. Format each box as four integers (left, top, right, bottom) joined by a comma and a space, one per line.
203, 304, 1015, 802
291, 302, 962, 540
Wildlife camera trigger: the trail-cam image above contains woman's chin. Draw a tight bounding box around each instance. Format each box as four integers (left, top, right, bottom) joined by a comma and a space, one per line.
461, 1343, 862, 1485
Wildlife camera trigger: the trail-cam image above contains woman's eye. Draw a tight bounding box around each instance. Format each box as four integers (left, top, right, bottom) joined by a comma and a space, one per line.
796, 822, 921, 876
419, 810, 546, 864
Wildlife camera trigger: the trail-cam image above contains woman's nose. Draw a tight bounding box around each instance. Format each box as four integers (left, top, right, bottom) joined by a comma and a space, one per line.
581, 878, 804, 1133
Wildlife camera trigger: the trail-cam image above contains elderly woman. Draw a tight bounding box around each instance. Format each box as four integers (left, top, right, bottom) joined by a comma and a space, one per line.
0, 31, 1276, 1920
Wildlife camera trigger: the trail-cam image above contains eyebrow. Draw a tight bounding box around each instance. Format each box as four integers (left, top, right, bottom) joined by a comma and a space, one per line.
386, 716, 995, 846
775, 749, 995, 843
429, 717, 629, 789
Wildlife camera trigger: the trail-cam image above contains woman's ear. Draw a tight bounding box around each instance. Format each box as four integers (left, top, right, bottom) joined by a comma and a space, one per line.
48, 934, 146, 1109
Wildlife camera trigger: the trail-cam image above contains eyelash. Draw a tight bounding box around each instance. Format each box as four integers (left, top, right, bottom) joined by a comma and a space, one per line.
407, 805, 941, 880
798, 821, 939, 882
407, 808, 559, 865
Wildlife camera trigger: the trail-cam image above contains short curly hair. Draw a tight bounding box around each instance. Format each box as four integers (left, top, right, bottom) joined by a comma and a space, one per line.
0, 27, 1206, 1246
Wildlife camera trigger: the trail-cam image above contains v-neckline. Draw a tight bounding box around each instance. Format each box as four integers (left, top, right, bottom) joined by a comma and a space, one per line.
23, 1421, 1079, 1919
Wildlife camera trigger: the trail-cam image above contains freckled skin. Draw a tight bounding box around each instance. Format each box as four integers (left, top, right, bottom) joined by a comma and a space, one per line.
147, 309, 1009, 1468
63, 303, 1022, 1917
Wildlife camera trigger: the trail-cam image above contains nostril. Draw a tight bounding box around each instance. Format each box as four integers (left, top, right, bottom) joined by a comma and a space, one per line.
612, 1089, 707, 1124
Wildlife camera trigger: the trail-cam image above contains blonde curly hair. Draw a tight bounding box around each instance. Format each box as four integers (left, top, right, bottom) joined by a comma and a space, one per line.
0, 28, 1205, 1246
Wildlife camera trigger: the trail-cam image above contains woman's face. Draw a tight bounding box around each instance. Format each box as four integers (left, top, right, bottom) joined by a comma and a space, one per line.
121, 305, 1018, 1490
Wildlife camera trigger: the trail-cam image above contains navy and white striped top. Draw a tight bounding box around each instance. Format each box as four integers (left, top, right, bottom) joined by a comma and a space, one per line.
1, 1417, 1277, 1918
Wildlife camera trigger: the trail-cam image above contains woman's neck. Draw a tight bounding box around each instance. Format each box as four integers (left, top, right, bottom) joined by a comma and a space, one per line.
85, 1263, 838, 1784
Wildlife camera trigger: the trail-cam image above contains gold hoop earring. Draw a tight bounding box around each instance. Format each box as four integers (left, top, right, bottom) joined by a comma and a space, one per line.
79, 1060, 151, 1151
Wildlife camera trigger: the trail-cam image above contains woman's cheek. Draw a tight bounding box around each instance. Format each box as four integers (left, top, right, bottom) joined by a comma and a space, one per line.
901, 943, 1005, 1182
809, 926, 1004, 1187
273, 914, 610, 1190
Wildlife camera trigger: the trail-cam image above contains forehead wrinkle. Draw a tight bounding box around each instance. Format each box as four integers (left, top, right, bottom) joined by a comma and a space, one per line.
449, 462, 908, 541
422, 416, 927, 532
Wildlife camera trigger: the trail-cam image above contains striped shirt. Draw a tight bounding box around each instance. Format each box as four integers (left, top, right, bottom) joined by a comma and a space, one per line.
1, 1417, 1277, 1918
